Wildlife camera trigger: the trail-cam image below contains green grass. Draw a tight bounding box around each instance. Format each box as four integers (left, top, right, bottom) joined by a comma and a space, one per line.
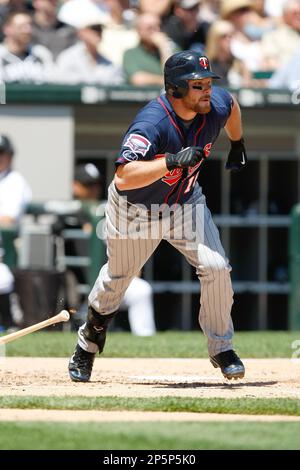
1, 396, 300, 416
0, 421, 300, 449
2, 330, 300, 358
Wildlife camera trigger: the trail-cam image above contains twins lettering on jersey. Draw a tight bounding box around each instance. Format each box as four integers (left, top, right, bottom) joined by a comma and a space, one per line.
123, 134, 151, 161
161, 142, 212, 186
162, 168, 183, 186
203, 142, 212, 157
121, 135, 212, 190
162, 162, 201, 186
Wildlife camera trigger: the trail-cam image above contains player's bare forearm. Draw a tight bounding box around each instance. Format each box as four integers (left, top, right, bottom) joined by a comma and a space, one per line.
224, 96, 243, 141
224, 96, 247, 171
114, 159, 168, 191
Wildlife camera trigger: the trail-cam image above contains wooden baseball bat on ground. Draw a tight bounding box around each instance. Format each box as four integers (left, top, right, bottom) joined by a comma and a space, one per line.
0, 310, 70, 345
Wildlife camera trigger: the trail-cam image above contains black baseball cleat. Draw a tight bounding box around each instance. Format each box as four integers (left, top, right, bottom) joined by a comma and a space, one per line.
68, 345, 95, 382
210, 349, 245, 380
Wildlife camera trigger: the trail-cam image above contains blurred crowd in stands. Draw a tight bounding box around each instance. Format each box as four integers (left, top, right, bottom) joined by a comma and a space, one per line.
0, 0, 299, 90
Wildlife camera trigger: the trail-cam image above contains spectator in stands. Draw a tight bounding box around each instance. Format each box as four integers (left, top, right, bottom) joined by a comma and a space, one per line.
55, 11, 123, 84
123, 12, 176, 86
243, 0, 276, 40
220, 0, 265, 75
101, 0, 134, 23
0, 135, 32, 227
57, 0, 111, 28
131, 0, 173, 17
0, 0, 33, 40
261, 0, 300, 72
264, 0, 287, 18
162, 0, 210, 52
0, 11, 54, 83
198, 0, 221, 23
268, 48, 300, 90
205, 20, 251, 87
31, 0, 77, 59
58, 0, 138, 66
98, 0, 139, 66
72, 163, 156, 336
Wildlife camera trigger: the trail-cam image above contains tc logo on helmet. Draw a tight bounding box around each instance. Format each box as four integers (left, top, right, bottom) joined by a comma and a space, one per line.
199, 57, 209, 69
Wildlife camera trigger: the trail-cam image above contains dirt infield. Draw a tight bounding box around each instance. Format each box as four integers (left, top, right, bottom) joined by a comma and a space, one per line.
1, 357, 300, 398
1, 358, 300, 422
2, 409, 300, 422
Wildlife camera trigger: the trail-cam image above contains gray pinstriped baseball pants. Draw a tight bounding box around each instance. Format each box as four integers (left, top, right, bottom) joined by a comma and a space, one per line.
78, 182, 234, 356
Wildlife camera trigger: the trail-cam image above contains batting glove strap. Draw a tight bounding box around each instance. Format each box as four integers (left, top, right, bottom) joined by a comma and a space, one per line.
165, 146, 205, 171
225, 138, 248, 171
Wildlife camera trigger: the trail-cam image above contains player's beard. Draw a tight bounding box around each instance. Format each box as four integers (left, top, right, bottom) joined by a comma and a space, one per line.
183, 96, 211, 114
192, 100, 211, 114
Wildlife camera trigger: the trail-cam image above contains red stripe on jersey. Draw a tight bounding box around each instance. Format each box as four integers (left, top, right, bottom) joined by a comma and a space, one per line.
157, 97, 184, 144
193, 115, 206, 146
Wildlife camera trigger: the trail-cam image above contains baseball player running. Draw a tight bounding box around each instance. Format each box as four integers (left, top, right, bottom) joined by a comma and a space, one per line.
69, 50, 247, 382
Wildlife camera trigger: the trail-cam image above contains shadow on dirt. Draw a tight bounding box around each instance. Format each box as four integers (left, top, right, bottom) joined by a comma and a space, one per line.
132, 380, 277, 389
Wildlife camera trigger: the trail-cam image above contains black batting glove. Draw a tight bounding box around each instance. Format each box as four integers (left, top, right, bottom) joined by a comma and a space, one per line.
225, 138, 247, 171
165, 147, 205, 171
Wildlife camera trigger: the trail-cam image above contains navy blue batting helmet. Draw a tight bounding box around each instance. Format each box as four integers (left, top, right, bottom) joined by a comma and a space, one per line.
164, 51, 220, 98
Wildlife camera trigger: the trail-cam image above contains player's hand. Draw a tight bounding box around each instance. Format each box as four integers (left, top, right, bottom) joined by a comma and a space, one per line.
225, 138, 247, 171
165, 147, 205, 171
